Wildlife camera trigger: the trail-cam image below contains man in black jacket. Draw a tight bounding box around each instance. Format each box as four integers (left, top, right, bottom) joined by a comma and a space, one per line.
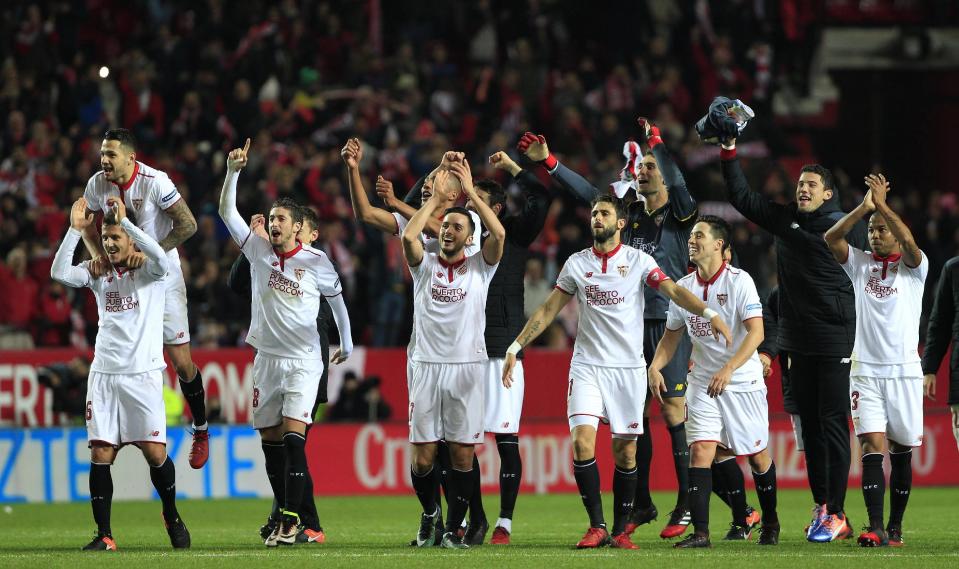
518, 119, 699, 539
718, 139, 867, 542
228, 206, 332, 545
921, 256, 959, 445
400, 149, 551, 545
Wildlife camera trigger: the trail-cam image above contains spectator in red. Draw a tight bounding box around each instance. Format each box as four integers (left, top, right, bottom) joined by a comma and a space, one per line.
0, 247, 39, 333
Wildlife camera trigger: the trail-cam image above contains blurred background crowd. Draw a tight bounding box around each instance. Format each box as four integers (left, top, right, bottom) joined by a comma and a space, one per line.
2, 0, 958, 356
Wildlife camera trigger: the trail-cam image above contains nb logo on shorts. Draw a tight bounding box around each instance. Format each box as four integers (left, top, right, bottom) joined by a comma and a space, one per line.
176, 332, 185, 339
628, 422, 639, 429
501, 422, 510, 429
473, 433, 481, 439
151, 431, 160, 437
755, 439, 761, 447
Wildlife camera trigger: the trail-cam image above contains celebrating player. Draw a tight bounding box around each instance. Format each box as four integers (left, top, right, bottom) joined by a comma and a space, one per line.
519, 119, 700, 538
218, 139, 353, 547
52, 197, 189, 551
720, 137, 866, 542
824, 174, 928, 547
229, 207, 333, 545
648, 215, 780, 548
403, 162, 506, 550
502, 196, 731, 549
80, 129, 210, 468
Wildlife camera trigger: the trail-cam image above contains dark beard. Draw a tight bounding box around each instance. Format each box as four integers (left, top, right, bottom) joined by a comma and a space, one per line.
592, 226, 619, 245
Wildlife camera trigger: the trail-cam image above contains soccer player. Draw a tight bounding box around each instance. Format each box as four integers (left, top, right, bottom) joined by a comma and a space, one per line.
648, 215, 780, 548
519, 119, 700, 538
824, 174, 928, 547
502, 196, 732, 550
229, 207, 332, 545
719, 137, 866, 542
403, 161, 506, 550
52, 197, 189, 551
80, 128, 210, 468
218, 139, 353, 547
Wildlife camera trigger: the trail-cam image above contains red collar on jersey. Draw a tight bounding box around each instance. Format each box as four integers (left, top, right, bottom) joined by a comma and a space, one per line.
591, 243, 622, 273
113, 161, 140, 192
438, 254, 467, 282
695, 261, 726, 301
872, 251, 901, 279
274, 240, 303, 271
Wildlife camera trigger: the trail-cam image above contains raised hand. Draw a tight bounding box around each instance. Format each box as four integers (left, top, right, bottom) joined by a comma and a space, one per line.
126, 251, 146, 268
228, 138, 251, 172
489, 151, 521, 175
637, 116, 661, 141
864, 173, 889, 206
374, 176, 397, 208
70, 198, 94, 231
106, 197, 127, 223
430, 169, 453, 204
331, 347, 351, 365
340, 138, 362, 169
517, 132, 550, 162
449, 158, 474, 197
441, 151, 465, 168
250, 213, 268, 240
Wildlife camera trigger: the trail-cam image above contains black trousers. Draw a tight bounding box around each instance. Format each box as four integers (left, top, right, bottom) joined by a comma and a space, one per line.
788, 355, 851, 512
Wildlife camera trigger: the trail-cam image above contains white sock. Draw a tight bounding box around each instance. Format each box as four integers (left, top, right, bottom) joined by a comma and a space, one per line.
495, 518, 512, 533
460, 518, 467, 529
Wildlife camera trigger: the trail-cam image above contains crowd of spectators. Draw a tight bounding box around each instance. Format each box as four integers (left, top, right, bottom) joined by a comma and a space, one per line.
1, 0, 956, 350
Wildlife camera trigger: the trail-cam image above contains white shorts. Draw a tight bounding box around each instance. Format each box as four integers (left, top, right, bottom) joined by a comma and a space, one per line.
86, 369, 166, 446
850, 375, 924, 447
163, 268, 191, 345
484, 358, 524, 433
252, 353, 324, 429
567, 362, 646, 437
409, 360, 486, 444
686, 383, 769, 456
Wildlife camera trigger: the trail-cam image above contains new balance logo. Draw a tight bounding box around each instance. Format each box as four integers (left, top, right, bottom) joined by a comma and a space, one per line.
585, 272, 593, 278
627, 422, 639, 429
151, 431, 160, 437
501, 421, 510, 429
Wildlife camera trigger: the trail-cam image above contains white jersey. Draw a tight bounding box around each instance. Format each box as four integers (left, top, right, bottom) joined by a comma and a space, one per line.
51, 223, 167, 374
666, 263, 765, 392
392, 210, 482, 257
555, 244, 669, 367
240, 233, 343, 360
841, 245, 928, 376
409, 251, 499, 363
84, 161, 183, 269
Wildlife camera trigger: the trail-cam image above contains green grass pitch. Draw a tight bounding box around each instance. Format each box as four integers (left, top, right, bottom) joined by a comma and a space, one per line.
3, 489, 958, 568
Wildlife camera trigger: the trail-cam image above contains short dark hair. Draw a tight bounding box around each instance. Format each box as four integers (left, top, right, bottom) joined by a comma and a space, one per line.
591, 194, 626, 220
270, 197, 304, 226
800, 164, 835, 192
103, 128, 137, 152
102, 209, 120, 227
443, 206, 475, 234
695, 214, 732, 251
475, 179, 507, 213
300, 206, 319, 233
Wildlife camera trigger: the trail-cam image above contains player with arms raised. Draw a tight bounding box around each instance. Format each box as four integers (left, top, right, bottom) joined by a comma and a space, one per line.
218, 139, 353, 547
52, 197, 189, 551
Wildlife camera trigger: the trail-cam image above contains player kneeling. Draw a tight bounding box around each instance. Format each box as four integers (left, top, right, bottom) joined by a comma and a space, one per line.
649, 216, 780, 548
52, 197, 189, 551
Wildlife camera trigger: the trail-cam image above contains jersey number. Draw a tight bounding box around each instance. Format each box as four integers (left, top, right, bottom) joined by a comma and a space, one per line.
252, 388, 260, 408
851, 391, 860, 411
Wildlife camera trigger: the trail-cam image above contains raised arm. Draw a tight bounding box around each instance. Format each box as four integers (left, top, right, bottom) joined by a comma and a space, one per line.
517, 131, 598, 203
869, 174, 922, 268
502, 288, 574, 387
451, 159, 505, 265
719, 141, 794, 236
402, 171, 450, 266
642, 117, 697, 219
490, 151, 551, 247
51, 198, 95, 288
108, 197, 169, 279
218, 138, 256, 244
659, 279, 732, 347
823, 189, 874, 264
326, 294, 354, 364
341, 138, 399, 234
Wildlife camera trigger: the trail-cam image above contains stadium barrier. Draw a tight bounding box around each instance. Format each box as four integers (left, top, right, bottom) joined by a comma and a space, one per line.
1, 414, 957, 503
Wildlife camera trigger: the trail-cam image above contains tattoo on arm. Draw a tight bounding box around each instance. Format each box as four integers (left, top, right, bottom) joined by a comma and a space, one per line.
518, 321, 541, 346
158, 200, 198, 251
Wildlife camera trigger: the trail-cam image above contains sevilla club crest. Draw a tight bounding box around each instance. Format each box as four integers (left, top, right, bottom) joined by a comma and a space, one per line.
617, 264, 629, 277
132, 198, 143, 210
717, 293, 728, 306
294, 268, 305, 281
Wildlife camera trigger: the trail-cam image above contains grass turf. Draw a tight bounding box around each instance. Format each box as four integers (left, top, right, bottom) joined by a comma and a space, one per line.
2, 489, 958, 568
